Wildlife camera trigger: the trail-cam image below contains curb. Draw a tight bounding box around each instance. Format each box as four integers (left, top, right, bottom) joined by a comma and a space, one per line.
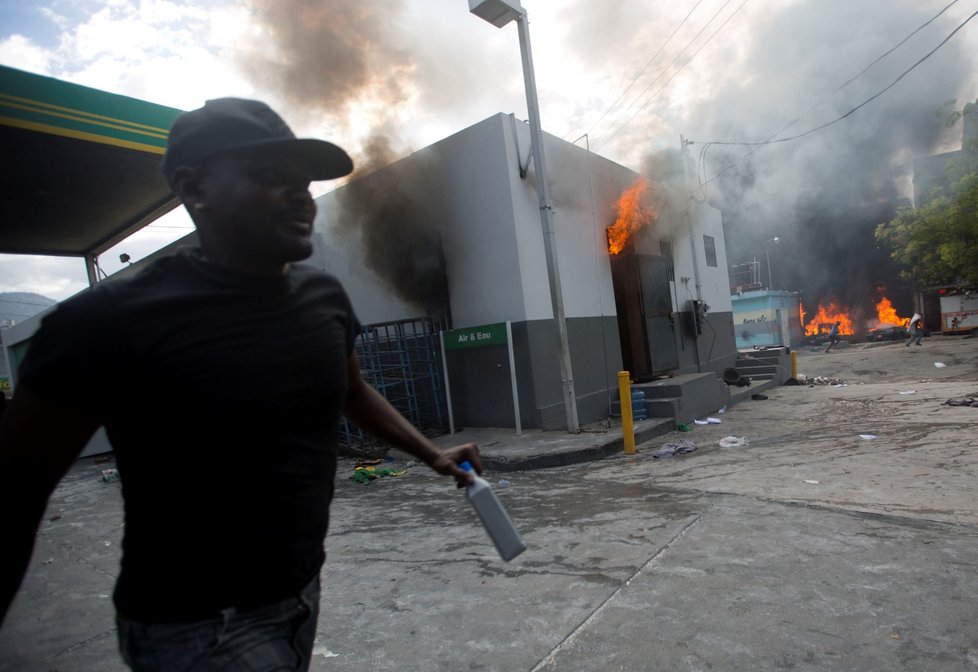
482, 417, 674, 472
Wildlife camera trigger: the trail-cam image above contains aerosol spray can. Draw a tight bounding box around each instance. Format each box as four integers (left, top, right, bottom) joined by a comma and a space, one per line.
459, 461, 527, 561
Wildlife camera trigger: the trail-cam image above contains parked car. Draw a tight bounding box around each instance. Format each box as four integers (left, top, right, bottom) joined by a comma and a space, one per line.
866, 325, 929, 341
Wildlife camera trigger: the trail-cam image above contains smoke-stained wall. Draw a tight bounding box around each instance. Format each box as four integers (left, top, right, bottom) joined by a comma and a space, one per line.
311, 113, 633, 429
311, 112, 736, 428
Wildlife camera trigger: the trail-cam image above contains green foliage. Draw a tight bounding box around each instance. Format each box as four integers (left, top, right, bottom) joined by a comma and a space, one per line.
938, 99, 962, 128
876, 105, 978, 285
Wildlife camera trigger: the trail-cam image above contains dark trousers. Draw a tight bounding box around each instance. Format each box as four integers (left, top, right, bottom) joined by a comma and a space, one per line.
117, 575, 321, 672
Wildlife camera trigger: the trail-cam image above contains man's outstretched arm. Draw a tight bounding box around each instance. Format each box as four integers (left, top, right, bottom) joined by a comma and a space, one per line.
343, 353, 482, 487
0, 384, 100, 627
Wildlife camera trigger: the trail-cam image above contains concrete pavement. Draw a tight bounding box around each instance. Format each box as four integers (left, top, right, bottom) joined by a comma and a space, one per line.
2, 334, 977, 671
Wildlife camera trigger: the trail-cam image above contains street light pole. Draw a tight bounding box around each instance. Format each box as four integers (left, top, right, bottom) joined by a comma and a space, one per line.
764, 236, 779, 290
469, 0, 579, 432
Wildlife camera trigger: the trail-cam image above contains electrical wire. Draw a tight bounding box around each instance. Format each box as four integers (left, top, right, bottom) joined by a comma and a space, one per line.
593, 0, 746, 148
630, 1, 749, 119
690, 5, 978, 188
576, 0, 706, 141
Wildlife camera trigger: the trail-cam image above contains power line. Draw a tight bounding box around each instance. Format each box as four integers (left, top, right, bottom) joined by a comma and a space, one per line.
690, 5, 978, 192
736, 0, 964, 157
828, 0, 961, 107
593, 0, 737, 146
690, 4, 978, 181
594, 0, 749, 150
576, 0, 706, 141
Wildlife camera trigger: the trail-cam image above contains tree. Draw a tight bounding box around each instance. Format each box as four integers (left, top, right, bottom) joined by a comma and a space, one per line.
877, 102, 978, 286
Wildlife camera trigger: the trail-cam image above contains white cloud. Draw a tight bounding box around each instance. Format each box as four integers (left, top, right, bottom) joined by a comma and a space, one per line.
0, 34, 53, 74
43, 0, 252, 108
0, 254, 89, 301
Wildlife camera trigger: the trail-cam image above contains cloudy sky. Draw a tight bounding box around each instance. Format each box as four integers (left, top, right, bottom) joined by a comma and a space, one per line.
2, 0, 977, 301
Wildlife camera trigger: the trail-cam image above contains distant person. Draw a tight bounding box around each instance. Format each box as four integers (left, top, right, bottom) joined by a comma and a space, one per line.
907, 314, 925, 346
824, 321, 841, 352
950, 316, 961, 330
0, 98, 483, 671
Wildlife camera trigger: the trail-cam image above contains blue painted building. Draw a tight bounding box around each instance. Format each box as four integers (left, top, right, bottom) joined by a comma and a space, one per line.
731, 290, 803, 349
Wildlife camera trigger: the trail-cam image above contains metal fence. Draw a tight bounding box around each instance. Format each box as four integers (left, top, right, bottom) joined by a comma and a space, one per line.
339, 315, 449, 455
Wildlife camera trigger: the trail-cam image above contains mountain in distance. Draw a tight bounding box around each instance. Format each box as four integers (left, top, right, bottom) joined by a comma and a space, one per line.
0, 292, 57, 328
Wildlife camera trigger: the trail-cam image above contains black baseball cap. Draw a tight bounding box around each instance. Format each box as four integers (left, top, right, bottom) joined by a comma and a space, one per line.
161, 97, 353, 185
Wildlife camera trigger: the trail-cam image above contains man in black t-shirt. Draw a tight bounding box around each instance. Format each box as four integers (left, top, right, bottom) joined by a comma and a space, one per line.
0, 98, 483, 671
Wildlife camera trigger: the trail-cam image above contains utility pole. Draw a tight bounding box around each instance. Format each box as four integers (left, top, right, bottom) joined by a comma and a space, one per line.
680, 135, 704, 373
515, 11, 579, 433
470, 0, 579, 432
679, 135, 703, 302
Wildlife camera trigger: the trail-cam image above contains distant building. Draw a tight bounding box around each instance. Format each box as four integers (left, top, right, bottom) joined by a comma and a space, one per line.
912, 99, 977, 207
731, 289, 803, 350
310, 113, 737, 430
909, 99, 977, 331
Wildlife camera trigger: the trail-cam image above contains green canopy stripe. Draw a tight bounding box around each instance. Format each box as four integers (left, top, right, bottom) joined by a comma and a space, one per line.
0, 65, 181, 154
0, 114, 167, 154
1, 93, 170, 134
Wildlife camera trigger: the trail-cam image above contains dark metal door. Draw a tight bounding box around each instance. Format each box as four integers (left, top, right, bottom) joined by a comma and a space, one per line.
637, 255, 679, 373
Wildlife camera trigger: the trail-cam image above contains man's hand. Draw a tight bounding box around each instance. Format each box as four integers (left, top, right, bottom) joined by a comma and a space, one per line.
425, 442, 482, 487
345, 354, 486, 488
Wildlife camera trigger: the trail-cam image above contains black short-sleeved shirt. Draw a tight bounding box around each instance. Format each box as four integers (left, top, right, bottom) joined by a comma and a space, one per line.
19, 248, 361, 622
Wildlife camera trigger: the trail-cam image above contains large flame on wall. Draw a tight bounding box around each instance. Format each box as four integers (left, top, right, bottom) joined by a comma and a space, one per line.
608, 177, 655, 255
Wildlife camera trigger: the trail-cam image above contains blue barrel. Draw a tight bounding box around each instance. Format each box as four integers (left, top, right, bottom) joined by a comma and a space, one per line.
631, 389, 647, 420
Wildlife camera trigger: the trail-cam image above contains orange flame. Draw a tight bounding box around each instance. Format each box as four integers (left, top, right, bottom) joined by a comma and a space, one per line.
875, 296, 910, 327
799, 304, 806, 329
608, 177, 654, 255
803, 302, 854, 336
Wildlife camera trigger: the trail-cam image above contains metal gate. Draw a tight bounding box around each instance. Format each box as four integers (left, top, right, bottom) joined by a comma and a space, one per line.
339, 315, 449, 454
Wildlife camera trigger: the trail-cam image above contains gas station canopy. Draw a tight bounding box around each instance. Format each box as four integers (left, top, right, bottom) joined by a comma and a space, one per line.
0, 65, 183, 258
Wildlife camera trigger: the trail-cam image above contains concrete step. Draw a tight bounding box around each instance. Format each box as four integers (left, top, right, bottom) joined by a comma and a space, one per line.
728, 377, 779, 405
611, 397, 678, 420
736, 351, 779, 361
735, 363, 778, 376
633, 373, 730, 425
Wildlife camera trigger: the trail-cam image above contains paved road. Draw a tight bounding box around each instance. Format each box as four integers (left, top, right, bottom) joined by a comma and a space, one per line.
2, 335, 977, 671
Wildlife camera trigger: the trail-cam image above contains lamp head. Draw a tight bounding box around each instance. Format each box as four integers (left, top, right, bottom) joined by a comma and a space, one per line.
469, 0, 524, 27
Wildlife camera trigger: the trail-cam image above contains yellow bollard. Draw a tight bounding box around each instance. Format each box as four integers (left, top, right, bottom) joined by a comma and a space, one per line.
791, 351, 798, 379
618, 371, 636, 455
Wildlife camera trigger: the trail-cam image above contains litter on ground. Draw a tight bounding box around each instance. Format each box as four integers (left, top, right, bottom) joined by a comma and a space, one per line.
654, 440, 697, 459
809, 376, 847, 386
934, 362, 947, 368
718, 436, 749, 448
859, 434, 879, 440
351, 466, 407, 484
943, 397, 978, 407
